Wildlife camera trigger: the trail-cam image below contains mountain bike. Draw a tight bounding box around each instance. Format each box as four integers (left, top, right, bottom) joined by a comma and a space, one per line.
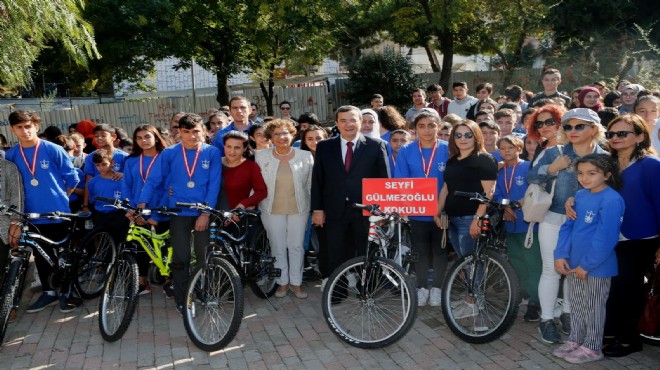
0, 205, 113, 343
441, 191, 521, 343
175, 202, 279, 351
322, 203, 418, 349
94, 197, 177, 342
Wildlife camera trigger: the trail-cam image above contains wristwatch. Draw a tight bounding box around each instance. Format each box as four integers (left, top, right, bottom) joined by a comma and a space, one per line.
473, 214, 481, 220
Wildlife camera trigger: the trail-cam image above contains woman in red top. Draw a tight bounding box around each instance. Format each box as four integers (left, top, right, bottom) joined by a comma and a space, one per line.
218, 131, 267, 211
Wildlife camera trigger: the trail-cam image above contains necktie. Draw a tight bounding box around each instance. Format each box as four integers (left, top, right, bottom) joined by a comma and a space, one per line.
345, 142, 353, 172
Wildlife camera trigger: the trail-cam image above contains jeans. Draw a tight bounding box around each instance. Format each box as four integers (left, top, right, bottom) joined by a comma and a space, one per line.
538, 218, 570, 320
448, 215, 477, 258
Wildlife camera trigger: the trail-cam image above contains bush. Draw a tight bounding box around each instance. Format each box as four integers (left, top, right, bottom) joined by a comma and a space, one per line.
347, 50, 422, 112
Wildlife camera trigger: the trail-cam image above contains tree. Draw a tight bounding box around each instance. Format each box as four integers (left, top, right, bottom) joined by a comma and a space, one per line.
347, 50, 421, 111
0, 0, 99, 87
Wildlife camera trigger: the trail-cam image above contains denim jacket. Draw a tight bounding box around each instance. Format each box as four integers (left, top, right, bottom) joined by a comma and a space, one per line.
526, 143, 606, 214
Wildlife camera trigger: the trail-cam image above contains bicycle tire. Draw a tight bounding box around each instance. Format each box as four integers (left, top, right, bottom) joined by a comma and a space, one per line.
76, 231, 116, 299
98, 253, 139, 342
248, 223, 278, 298
322, 256, 418, 349
184, 257, 244, 352
0, 258, 26, 343
441, 249, 520, 344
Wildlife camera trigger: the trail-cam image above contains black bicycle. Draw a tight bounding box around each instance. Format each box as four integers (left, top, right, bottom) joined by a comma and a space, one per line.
441, 191, 521, 343
0, 205, 114, 343
322, 203, 418, 349
176, 202, 279, 352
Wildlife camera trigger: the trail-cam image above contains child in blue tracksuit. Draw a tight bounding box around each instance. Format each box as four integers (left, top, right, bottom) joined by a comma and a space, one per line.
87, 149, 129, 244
138, 114, 222, 314
551, 154, 625, 364
493, 136, 542, 322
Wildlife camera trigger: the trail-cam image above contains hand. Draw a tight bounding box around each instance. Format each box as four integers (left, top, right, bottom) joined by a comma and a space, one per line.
125, 210, 135, 222
503, 208, 516, 222
111, 171, 124, 181
433, 215, 443, 229
554, 258, 571, 275
571, 266, 588, 280
8, 223, 21, 248
195, 213, 210, 231
312, 211, 325, 227
564, 197, 576, 220
469, 219, 481, 238
548, 155, 571, 174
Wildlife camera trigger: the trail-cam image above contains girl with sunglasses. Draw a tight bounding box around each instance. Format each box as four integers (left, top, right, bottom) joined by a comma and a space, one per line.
527, 108, 607, 344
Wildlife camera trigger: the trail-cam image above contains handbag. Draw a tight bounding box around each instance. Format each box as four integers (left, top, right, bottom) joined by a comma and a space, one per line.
522, 146, 562, 248
638, 265, 660, 336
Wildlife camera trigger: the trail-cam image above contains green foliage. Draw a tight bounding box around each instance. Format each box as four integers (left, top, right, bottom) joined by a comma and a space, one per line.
0, 0, 99, 87
347, 50, 421, 111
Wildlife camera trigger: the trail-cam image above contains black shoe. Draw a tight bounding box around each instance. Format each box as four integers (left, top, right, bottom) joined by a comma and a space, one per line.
603, 342, 642, 357
176, 304, 184, 317
524, 302, 540, 322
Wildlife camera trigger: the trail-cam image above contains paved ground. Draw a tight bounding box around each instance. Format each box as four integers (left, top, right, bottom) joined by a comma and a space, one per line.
2, 274, 659, 370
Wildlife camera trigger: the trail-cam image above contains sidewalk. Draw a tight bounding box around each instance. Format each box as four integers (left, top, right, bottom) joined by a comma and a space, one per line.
2, 278, 659, 369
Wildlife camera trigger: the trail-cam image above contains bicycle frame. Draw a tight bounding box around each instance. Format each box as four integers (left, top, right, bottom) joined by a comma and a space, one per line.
124, 223, 172, 278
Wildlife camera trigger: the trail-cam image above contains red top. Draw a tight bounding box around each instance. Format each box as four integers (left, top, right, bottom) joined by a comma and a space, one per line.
221, 160, 267, 208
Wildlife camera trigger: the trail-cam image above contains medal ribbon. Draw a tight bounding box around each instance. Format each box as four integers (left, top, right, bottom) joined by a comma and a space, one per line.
19, 139, 41, 180
139, 153, 159, 183
418, 140, 438, 178
503, 161, 519, 196
181, 145, 201, 181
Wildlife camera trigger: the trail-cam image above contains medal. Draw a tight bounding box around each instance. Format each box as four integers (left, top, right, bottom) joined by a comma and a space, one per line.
181, 144, 202, 189
19, 140, 41, 186
139, 153, 159, 182
418, 140, 439, 178
503, 160, 519, 197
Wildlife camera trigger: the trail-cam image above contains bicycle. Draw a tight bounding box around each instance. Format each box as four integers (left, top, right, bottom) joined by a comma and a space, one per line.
321, 203, 418, 349
440, 191, 521, 343
94, 197, 177, 342
176, 202, 280, 351
0, 205, 114, 343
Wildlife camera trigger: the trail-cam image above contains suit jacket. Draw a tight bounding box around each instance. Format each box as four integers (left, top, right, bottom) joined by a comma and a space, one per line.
311, 134, 390, 220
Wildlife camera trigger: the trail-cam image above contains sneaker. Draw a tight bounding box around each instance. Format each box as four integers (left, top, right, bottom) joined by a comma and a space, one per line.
563, 345, 604, 364
138, 284, 152, 296
552, 341, 580, 358
176, 304, 184, 317
429, 287, 442, 307
25, 293, 58, 313
417, 287, 429, 307
320, 278, 327, 292
453, 302, 477, 319
559, 313, 571, 335
538, 320, 561, 344
59, 295, 82, 313
163, 282, 175, 299
524, 302, 541, 322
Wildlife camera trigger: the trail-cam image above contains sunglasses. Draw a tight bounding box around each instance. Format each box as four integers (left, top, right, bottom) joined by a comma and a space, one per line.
605, 131, 636, 139
454, 131, 474, 139
562, 123, 591, 132
280, 106, 291, 110
534, 118, 556, 129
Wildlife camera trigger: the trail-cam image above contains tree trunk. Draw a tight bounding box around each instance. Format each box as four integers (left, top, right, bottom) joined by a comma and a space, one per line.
216, 71, 230, 106
259, 67, 276, 116
424, 43, 441, 72
439, 32, 453, 93
617, 56, 636, 82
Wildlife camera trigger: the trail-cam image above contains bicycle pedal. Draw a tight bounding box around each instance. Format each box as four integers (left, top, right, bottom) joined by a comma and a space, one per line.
269, 268, 281, 278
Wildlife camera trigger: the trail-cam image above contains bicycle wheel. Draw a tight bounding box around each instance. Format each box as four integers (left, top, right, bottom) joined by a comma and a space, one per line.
184, 257, 244, 352
98, 253, 139, 342
441, 249, 520, 343
248, 223, 278, 298
0, 258, 26, 343
76, 231, 116, 299
322, 256, 418, 349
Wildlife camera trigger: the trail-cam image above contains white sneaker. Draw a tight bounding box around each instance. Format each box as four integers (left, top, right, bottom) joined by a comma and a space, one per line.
453, 302, 477, 319
417, 287, 429, 307
346, 273, 357, 289
429, 287, 442, 306
320, 278, 327, 292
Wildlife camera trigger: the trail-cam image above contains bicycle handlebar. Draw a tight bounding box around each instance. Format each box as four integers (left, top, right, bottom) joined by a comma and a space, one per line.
95, 197, 180, 216
353, 203, 406, 223
453, 191, 520, 209
0, 204, 88, 222
175, 202, 260, 219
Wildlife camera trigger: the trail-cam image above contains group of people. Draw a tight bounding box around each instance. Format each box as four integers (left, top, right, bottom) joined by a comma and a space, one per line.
1, 70, 659, 364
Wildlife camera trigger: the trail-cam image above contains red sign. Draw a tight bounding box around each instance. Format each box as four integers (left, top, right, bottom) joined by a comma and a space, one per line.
362, 178, 438, 216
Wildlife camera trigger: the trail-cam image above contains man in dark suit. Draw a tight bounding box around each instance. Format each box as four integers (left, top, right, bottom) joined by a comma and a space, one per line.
311, 105, 390, 283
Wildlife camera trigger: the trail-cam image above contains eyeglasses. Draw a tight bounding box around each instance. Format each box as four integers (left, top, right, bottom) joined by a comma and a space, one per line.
454, 131, 474, 139
622, 92, 637, 98
605, 131, 636, 139
272, 132, 291, 138
534, 118, 556, 129
280, 106, 291, 110
562, 123, 591, 132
